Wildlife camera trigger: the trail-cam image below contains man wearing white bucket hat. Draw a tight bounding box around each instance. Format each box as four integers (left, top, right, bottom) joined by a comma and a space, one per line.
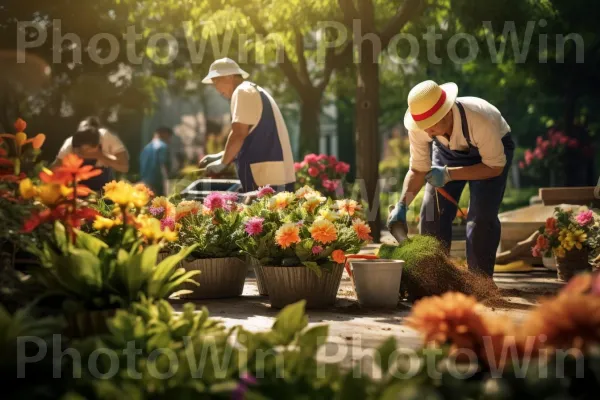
388, 80, 515, 277
199, 58, 296, 193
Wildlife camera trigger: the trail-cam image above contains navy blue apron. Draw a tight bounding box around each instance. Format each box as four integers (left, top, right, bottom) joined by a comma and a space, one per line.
80, 158, 114, 192
235, 84, 294, 193
419, 102, 515, 276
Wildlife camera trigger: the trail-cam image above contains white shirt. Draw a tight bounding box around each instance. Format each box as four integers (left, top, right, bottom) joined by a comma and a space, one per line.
56, 128, 128, 167
230, 81, 295, 185
408, 97, 511, 172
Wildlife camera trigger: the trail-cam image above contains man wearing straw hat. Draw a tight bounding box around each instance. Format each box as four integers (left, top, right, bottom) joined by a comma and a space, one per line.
388, 80, 515, 277
199, 58, 296, 193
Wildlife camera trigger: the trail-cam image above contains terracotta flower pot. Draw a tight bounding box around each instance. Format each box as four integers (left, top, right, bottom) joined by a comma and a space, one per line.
555, 248, 591, 281
179, 257, 247, 299
261, 264, 344, 309
249, 257, 269, 296
66, 309, 117, 338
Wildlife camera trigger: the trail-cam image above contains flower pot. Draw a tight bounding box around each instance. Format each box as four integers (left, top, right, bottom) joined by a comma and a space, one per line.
250, 257, 269, 296
350, 259, 404, 308
542, 256, 558, 270
555, 248, 590, 281
66, 309, 116, 338
179, 257, 247, 299
261, 264, 344, 309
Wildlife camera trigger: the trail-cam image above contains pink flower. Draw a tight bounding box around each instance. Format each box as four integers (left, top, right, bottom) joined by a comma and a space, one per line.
294, 162, 303, 172
312, 245, 323, 255
536, 136, 543, 146
304, 154, 318, 164
245, 217, 264, 236
559, 136, 568, 145
308, 167, 320, 177
204, 192, 224, 210
524, 149, 534, 165
149, 206, 165, 217
540, 140, 550, 152
160, 217, 175, 231
318, 163, 326, 171
533, 147, 544, 160
317, 154, 328, 161
257, 185, 275, 198
518, 161, 526, 169
322, 179, 339, 192
328, 155, 338, 165
568, 138, 579, 148
335, 162, 350, 174
575, 210, 594, 226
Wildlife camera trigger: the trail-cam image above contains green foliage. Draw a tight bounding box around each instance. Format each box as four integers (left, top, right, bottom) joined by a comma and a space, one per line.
30, 222, 200, 312
177, 207, 245, 259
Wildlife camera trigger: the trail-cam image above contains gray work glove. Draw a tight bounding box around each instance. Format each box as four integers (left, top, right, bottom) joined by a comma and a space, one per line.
199, 151, 224, 168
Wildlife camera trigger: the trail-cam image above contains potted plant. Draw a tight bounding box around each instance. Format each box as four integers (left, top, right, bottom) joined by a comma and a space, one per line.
238, 186, 370, 309
531, 207, 599, 281
294, 154, 351, 198
174, 193, 247, 299
21, 160, 198, 337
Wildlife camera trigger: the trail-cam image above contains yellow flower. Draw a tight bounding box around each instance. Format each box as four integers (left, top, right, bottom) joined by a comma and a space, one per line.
162, 228, 178, 242
19, 178, 37, 199
103, 181, 134, 206
554, 245, 566, 258
270, 192, 295, 210
137, 216, 163, 242
309, 218, 338, 244
131, 185, 150, 208
38, 184, 63, 206
318, 209, 339, 222
175, 200, 202, 221
302, 194, 326, 214
15, 132, 27, 147
275, 223, 301, 249
93, 216, 117, 230
151, 196, 176, 217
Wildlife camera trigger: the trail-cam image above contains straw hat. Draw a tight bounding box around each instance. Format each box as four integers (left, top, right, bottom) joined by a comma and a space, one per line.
202, 58, 249, 84
404, 80, 458, 131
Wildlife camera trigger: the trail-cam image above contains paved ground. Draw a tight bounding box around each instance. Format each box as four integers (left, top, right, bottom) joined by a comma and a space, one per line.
171, 262, 564, 364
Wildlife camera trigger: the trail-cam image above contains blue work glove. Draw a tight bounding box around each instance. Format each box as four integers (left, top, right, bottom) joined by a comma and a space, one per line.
425, 166, 452, 187
387, 202, 407, 227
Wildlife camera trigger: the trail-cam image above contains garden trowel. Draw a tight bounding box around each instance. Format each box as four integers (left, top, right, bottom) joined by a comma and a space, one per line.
388, 204, 409, 244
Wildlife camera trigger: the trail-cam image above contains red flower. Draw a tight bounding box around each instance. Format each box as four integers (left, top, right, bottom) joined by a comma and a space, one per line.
545, 217, 558, 234
328, 155, 338, 165
308, 167, 319, 177
567, 138, 579, 148
536, 136, 543, 146
518, 161, 526, 169
533, 147, 544, 160
335, 162, 350, 174
304, 154, 318, 164
524, 149, 534, 165
294, 162, 303, 172
559, 136, 568, 145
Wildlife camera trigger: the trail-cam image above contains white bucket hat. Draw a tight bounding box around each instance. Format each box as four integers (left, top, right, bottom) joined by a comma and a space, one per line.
404, 80, 458, 131
202, 58, 249, 84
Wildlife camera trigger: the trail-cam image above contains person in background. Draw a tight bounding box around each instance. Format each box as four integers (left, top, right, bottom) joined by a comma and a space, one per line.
55, 117, 129, 191
199, 58, 295, 192
140, 127, 173, 196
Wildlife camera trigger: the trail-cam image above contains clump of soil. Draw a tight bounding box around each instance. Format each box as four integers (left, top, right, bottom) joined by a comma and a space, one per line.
378, 236, 501, 302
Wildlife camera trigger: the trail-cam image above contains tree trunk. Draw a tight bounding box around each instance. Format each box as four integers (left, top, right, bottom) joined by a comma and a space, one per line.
355, 54, 381, 242
336, 90, 355, 182
298, 93, 322, 156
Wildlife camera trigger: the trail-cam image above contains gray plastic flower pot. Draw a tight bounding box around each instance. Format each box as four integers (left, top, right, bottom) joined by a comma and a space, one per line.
350, 259, 404, 308
179, 257, 247, 299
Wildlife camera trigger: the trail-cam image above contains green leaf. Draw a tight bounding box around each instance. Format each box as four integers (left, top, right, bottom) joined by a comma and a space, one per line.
297, 325, 328, 356
75, 229, 108, 255
335, 368, 370, 400
376, 337, 397, 375
209, 380, 238, 393
54, 248, 103, 296
302, 261, 322, 277
272, 300, 308, 344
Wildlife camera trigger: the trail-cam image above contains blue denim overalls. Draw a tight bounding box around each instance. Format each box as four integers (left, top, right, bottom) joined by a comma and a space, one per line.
419, 102, 515, 276
235, 84, 295, 193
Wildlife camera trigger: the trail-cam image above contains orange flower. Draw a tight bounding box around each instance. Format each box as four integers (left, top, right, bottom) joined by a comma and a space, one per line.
352, 219, 372, 241
151, 196, 175, 217
14, 118, 26, 132
50, 154, 103, 183
308, 218, 337, 244
545, 217, 558, 234
521, 294, 600, 351
331, 249, 346, 264
175, 200, 202, 221
336, 199, 360, 216
275, 223, 301, 249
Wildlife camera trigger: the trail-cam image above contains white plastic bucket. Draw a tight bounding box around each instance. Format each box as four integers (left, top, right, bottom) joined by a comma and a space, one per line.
350, 259, 404, 308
